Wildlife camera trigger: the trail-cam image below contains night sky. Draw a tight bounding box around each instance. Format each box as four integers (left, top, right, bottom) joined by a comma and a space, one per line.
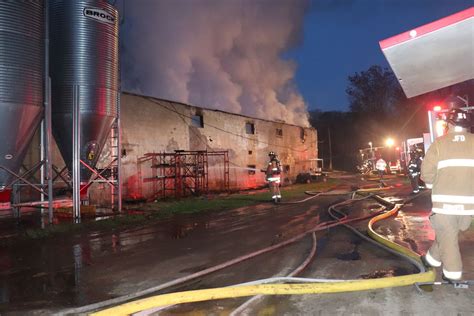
288, 0, 473, 112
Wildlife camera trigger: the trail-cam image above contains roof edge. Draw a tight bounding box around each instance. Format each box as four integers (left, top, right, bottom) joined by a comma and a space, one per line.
121, 91, 313, 130
379, 6, 474, 50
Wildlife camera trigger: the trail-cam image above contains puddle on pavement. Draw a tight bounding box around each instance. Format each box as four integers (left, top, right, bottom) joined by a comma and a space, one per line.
179, 264, 210, 274
336, 250, 361, 261
383, 196, 404, 203
402, 237, 419, 253
170, 222, 198, 239
336, 241, 361, 261
315, 236, 328, 254
368, 203, 382, 211
152, 304, 243, 316
350, 237, 362, 245
0, 245, 91, 308
360, 267, 410, 279
0, 213, 219, 311
0, 203, 275, 311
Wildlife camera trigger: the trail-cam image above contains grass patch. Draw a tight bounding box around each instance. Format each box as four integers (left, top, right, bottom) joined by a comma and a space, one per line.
140, 178, 339, 214
8, 179, 340, 243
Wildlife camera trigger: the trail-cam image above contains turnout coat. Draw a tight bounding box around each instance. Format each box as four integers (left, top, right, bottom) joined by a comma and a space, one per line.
421, 131, 474, 215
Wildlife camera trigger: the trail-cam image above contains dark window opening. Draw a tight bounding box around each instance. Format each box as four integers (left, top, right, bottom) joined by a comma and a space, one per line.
284, 165, 290, 172
300, 128, 305, 141
192, 114, 204, 128
276, 128, 283, 137
247, 165, 256, 175
248, 150, 253, 155
245, 122, 255, 134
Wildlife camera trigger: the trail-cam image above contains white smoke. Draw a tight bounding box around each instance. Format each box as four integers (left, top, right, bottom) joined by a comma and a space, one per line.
119, 0, 309, 126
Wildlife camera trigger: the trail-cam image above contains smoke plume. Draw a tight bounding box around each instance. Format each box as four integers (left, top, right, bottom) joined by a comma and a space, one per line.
119, 0, 309, 126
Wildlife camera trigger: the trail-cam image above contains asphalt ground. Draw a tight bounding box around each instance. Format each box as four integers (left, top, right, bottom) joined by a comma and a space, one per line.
0, 174, 472, 315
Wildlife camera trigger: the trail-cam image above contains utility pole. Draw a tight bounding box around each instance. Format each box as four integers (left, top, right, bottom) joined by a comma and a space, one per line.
328, 127, 333, 171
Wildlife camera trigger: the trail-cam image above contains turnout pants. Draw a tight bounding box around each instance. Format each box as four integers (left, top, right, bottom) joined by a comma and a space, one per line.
409, 175, 420, 192
269, 181, 281, 200
378, 170, 384, 179
429, 213, 472, 277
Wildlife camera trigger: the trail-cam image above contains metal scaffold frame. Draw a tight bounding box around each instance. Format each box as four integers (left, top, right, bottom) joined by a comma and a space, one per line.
138, 150, 229, 200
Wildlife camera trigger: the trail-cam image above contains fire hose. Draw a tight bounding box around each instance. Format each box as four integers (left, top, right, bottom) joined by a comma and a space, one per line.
62, 194, 372, 315
85, 190, 434, 316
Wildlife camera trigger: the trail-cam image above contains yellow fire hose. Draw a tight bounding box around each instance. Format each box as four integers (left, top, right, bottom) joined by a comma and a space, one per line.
91, 203, 435, 316
92, 274, 433, 316
357, 186, 394, 192
368, 204, 422, 259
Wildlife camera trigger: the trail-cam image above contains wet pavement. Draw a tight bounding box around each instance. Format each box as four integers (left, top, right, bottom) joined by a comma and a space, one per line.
0, 173, 473, 315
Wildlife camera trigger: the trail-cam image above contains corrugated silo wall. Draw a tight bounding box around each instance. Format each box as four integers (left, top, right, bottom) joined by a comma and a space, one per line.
116, 93, 317, 201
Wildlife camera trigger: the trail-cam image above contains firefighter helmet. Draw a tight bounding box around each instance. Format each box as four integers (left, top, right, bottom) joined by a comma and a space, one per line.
268, 151, 276, 157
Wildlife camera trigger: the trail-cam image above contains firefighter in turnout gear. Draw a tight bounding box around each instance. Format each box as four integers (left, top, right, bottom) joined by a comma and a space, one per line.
375, 157, 387, 180
421, 108, 474, 281
407, 145, 424, 194
264, 151, 282, 203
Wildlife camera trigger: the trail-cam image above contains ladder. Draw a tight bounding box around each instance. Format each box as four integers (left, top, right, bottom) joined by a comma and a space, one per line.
109, 119, 121, 212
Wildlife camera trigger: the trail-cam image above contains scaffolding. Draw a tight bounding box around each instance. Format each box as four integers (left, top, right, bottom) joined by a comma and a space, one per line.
138, 150, 229, 200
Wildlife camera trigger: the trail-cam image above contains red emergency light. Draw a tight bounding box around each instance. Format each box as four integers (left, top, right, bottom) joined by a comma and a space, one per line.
433, 105, 443, 112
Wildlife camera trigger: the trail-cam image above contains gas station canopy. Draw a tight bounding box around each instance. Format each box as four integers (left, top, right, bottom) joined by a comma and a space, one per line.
380, 7, 473, 98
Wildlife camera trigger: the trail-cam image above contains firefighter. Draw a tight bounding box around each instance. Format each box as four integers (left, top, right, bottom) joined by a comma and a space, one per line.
375, 156, 387, 180
263, 151, 282, 203
421, 108, 474, 281
407, 145, 424, 194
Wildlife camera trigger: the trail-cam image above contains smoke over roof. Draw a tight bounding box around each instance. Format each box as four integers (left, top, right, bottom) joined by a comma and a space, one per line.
119, 0, 309, 126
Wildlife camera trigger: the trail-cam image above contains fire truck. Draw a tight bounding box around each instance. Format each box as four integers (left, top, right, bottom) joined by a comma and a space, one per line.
357, 145, 402, 175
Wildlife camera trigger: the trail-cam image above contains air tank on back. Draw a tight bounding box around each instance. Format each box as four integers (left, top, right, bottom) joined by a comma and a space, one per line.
0, 2, 44, 190
49, 0, 119, 183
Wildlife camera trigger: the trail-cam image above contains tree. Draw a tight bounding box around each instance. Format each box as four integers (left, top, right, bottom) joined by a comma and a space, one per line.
346, 65, 404, 116
345, 65, 432, 148
310, 66, 472, 172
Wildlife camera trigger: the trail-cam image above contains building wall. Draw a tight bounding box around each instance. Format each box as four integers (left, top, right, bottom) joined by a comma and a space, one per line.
118, 93, 317, 201
21, 93, 317, 205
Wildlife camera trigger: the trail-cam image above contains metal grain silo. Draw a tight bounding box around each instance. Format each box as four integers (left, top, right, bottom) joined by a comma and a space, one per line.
49, 0, 119, 183
0, 2, 44, 189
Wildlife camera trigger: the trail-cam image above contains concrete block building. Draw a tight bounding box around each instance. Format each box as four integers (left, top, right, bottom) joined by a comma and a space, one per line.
25, 92, 318, 205
117, 93, 317, 201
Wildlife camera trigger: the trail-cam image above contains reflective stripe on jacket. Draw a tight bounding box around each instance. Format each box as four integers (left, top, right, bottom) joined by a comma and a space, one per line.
267, 177, 281, 183
421, 131, 474, 215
